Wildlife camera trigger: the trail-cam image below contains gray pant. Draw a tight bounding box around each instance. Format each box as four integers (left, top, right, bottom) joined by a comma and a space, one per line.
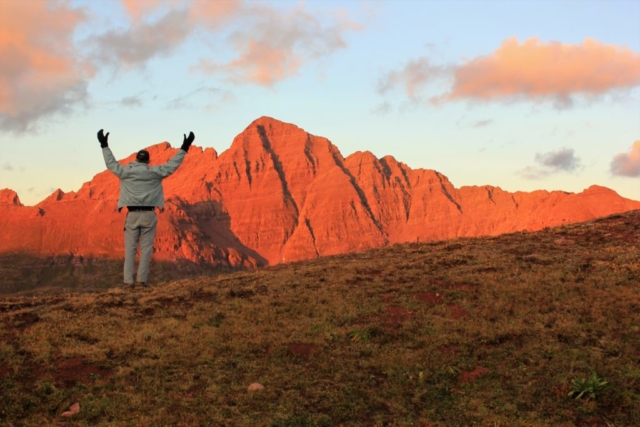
123, 211, 157, 284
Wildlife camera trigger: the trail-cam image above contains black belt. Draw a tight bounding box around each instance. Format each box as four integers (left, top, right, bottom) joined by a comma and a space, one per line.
127, 206, 155, 211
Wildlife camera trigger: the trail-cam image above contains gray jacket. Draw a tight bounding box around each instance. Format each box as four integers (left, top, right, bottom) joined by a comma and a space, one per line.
102, 147, 186, 209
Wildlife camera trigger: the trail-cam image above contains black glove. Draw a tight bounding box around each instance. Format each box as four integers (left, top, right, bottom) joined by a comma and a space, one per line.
97, 129, 109, 148
181, 131, 195, 152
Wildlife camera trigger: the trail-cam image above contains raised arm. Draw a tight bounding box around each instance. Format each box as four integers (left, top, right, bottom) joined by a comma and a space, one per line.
98, 129, 125, 178
152, 131, 195, 178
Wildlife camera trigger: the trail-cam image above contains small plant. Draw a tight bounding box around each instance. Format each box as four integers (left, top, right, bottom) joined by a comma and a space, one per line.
568, 372, 608, 399
348, 327, 374, 342
36, 380, 56, 396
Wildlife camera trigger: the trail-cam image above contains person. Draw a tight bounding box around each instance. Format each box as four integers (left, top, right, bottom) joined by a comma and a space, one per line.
97, 129, 195, 288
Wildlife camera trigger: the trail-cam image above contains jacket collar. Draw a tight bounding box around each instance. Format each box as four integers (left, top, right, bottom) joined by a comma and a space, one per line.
128, 161, 149, 167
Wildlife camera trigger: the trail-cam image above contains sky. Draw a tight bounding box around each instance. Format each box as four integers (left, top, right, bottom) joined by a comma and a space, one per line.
1, 0, 639, 206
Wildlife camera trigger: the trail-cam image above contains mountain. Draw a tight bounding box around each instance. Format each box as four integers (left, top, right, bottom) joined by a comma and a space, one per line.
1, 116, 639, 268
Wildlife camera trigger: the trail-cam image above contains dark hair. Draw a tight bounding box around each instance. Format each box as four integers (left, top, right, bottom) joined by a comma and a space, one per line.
136, 150, 150, 163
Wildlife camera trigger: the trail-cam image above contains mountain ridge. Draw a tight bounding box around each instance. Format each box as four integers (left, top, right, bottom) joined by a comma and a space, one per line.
1, 116, 639, 268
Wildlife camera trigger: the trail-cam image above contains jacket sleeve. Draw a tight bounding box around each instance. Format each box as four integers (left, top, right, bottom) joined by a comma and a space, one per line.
102, 147, 126, 178
153, 149, 186, 178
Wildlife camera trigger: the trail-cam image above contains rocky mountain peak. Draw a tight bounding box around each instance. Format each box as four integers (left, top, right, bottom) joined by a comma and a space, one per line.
0, 189, 22, 206
1, 118, 639, 270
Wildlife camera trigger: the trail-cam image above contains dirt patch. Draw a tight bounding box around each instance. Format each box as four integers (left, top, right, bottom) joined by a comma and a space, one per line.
447, 304, 469, 319
287, 343, 320, 358
458, 366, 489, 383
385, 306, 411, 326
54, 357, 113, 387
0, 361, 11, 379
414, 292, 443, 305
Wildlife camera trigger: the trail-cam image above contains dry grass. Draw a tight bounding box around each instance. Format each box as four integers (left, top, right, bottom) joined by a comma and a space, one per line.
1, 211, 639, 426
0, 254, 228, 296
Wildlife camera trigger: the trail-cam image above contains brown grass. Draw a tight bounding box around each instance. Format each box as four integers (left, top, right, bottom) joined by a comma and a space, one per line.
1, 211, 639, 426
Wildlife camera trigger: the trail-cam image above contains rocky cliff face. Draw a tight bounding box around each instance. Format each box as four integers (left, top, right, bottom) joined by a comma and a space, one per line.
2, 116, 639, 267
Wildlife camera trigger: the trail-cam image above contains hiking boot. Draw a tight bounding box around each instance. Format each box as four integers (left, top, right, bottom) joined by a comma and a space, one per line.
122, 282, 135, 290
136, 281, 149, 289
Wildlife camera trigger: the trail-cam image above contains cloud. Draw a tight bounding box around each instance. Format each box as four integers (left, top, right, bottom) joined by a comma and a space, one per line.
166, 86, 230, 109
519, 148, 582, 179
1, 163, 13, 171
119, 95, 143, 107
440, 37, 640, 106
189, 0, 243, 28
91, 8, 191, 69
98, 1, 356, 87
371, 101, 392, 115
121, 0, 157, 20
377, 57, 446, 100
0, 0, 93, 133
90, 0, 241, 71
193, 2, 361, 86
454, 117, 493, 129
536, 148, 581, 172
381, 37, 640, 108
610, 141, 640, 177
1, 0, 362, 132
121, 0, 183, 21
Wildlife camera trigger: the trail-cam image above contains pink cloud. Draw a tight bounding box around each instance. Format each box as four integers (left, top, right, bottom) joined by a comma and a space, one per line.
121, 0, 163, 20
0, 0, 93, 132
611, 141, 640, 177
193, 3, 361, 86
189, 0, 243, 28
441, 37, 640, 105
110, 1, 355, 87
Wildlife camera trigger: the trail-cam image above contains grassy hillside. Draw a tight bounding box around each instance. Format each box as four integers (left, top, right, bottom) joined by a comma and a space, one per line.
1, 211, 639, 426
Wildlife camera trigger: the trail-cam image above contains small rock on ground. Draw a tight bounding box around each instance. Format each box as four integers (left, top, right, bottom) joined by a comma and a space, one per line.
247, 383, 265, 392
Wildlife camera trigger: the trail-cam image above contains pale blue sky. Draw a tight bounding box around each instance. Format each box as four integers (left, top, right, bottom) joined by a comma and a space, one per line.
1, 0, 639, 205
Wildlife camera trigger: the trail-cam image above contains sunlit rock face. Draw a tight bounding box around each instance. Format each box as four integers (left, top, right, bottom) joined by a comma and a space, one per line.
2, 117, 639, 267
